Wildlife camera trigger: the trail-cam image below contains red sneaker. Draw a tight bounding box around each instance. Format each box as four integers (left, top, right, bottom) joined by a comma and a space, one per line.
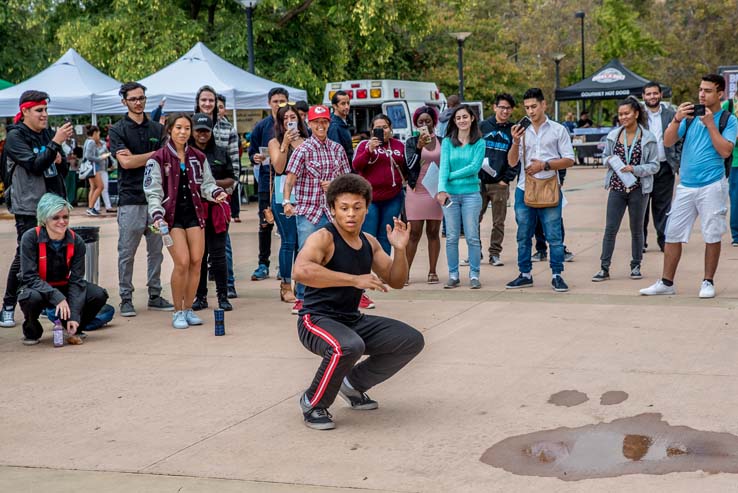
359, 293, 375, 309
291, 300, 303, 315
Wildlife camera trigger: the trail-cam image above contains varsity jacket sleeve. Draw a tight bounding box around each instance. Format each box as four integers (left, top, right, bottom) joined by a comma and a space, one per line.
143, 157, 165, 222
199, 158, 226, 202
5, 129, 61, 175
19, 229, 66, 307
449, 140, 485, 180
66, 235, 87, 323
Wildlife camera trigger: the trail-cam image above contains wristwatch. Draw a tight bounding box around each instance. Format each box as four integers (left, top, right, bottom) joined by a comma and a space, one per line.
282, 200, 291, 206
544, 161, 551, 171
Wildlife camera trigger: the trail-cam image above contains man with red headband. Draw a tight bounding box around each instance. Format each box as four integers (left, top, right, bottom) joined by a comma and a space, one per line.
1, 90, 74, 328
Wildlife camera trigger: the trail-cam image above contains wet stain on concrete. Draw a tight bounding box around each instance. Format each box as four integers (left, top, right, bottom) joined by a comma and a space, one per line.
600, 391, 629, 406
480, 413, 738, 481
547, 390, 588, 407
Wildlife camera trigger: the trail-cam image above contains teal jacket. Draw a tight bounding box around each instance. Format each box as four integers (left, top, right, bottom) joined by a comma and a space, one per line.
438, 138, 485, 195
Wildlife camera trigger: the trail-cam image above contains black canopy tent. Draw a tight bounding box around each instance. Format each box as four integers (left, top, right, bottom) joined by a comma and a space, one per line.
555, 58, 671, 101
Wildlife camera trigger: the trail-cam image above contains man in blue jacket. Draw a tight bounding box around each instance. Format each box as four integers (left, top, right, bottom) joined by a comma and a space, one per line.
327, 90, 353, 163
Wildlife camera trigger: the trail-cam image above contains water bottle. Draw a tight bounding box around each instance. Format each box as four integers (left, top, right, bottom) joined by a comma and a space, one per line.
53, 319, 64, 347
159, 223, 174, 247
214, 309, 225, 336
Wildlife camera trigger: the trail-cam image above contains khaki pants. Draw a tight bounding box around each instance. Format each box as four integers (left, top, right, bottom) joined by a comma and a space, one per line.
479, 183, 509, 257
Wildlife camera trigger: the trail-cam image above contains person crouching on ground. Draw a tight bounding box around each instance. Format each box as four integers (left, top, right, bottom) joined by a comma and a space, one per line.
143, 113, 228, 329
292, 174, 424, 430
18, 193, 109, 345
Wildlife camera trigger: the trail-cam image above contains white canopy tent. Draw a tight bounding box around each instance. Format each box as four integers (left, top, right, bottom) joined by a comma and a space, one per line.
0, 49, 120, 120
92, 42, 308, 119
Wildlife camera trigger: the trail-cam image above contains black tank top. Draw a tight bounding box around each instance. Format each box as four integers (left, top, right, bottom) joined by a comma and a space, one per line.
301, 223, 373, 321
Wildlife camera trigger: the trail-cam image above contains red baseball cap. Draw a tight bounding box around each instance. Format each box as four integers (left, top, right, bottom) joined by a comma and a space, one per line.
308, 105, 331, 122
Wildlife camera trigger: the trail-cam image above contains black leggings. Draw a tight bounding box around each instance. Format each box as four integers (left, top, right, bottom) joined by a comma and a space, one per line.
19, 283, 108, 340
197, 218, 228, 299
297, 313, 424, 410
3, 214, 37, 308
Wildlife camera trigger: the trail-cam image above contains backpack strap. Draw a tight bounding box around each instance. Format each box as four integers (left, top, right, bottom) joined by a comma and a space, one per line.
37, 227, 76, 286
719, 110, 732, 177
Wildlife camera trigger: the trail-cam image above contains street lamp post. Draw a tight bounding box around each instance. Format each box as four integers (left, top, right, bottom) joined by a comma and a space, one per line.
449, 32, 472, 101
553, 53, 566, 121
236, 0, 261, 74
575, 11, 586, 112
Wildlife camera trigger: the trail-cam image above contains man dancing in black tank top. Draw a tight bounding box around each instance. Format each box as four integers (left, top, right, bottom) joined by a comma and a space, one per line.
293, 174, 425, 430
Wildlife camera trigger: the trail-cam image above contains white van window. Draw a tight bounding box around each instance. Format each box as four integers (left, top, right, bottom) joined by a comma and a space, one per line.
385, 104, 409, 129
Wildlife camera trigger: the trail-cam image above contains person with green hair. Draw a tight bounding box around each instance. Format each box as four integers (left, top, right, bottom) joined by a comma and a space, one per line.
17, 193, 108, 345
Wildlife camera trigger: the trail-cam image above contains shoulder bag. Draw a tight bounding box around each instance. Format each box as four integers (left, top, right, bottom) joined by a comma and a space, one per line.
522, 134, 560, 208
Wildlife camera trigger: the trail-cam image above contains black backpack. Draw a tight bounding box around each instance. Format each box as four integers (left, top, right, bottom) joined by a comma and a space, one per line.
684, 107, 733, 177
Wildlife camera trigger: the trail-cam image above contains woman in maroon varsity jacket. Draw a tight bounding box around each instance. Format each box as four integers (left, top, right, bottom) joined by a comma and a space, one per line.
352, 114, 406, 255
143, 113, 228, 330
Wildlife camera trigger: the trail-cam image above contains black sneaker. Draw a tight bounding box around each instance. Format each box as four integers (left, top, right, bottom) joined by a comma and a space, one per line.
227, 286, 238, 299
339, 380, 379, 410
218, 296, 233, 311
592, 269, 610, 282
531, 251, 547, 262
192, 296, 208, 311
148, 295, 175, 311
630, 265, 642, 279
299, 393, 335, 430
506, 274, 533, 289
120, 300, 136, 317
564, 249, 575, 262
552, 275, 569, 292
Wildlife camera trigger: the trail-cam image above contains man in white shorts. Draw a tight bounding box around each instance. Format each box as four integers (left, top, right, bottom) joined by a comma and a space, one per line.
640, 74, 737, 298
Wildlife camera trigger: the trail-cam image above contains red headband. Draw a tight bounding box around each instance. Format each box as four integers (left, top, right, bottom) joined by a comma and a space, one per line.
14, 100, 47, 124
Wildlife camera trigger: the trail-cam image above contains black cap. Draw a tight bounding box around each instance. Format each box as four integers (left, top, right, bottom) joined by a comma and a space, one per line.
193, 113, 213, 131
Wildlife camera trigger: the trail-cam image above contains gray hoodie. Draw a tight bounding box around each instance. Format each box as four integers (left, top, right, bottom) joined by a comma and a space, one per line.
602, 124, 659, 194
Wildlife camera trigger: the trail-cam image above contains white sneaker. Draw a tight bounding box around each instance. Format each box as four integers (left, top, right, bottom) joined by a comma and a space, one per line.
172, 310, 189, 329
0, 307, 16, 327
185, 309, 203, 325
699, 280, 715, 299
639, 280, 675, 296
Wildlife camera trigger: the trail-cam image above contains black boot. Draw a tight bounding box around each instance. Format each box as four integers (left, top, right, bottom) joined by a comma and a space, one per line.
218, 295, 233, 311
192, 296, 208, 311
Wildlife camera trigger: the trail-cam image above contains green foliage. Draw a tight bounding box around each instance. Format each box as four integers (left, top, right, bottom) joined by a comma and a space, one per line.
592, 0, 664, 69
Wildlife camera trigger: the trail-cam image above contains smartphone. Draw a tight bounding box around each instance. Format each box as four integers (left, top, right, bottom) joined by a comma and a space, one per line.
419, 125, 429, 137
443, 197, 453, 208
287, 121, 298, 131
63, 117, 72, 125
692, 104, 706, 117
372, 128, 384, 142
517, 116, 532, 129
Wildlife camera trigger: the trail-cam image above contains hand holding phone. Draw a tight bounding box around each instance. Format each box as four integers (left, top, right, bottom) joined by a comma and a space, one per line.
516, 116, 532, 129
692, 104, 706, 117
372, 128, 385, 143
287, 121, 298, 131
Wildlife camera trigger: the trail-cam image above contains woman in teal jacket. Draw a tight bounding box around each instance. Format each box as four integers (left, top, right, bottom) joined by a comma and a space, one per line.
436, 105, 486, 289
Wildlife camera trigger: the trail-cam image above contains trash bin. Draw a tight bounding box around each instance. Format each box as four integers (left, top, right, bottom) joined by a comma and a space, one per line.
71, 226, 100, 285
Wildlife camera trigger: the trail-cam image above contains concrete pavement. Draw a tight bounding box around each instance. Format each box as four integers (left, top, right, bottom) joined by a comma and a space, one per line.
1, 167, 738, 492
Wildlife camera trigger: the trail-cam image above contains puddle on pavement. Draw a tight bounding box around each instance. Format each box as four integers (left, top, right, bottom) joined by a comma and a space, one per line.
480, 413, 738, 481
548, 390, 588, 407
600, 391, 629, 406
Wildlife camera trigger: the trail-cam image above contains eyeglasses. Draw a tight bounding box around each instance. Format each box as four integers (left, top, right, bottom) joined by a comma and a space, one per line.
278, 102, 296, 108
497, 106, 513, 111
51, 215, 70, 222
125, 96, 147, 103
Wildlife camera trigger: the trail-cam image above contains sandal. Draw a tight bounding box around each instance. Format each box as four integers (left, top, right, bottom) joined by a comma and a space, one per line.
427, 273, 439, 284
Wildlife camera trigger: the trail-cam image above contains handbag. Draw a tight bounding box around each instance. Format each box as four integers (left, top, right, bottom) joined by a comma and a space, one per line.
263, 163, 275, 225
522, 135, 560, 208
78, 159, 95, 179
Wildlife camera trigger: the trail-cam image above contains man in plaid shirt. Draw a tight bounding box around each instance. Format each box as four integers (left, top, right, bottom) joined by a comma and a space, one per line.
284, 105, 372, 313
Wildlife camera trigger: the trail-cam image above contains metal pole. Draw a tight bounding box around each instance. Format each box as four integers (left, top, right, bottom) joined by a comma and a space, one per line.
457, 39, 464, 101
554, 61, 561, 121
247, 6, 255, 74
580, 18, 585, 80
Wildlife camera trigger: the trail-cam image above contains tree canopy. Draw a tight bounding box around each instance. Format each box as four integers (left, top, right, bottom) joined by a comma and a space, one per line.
2, 0, 737, 111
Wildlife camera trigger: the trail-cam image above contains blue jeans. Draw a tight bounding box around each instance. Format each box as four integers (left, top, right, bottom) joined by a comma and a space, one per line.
295, 213, 331, 300
514, 187, 564, 275
442, 193, 482, 279
729, 167, 738, 242
362, 192, 404, 255
272, 198, 297, 282
225, 233, 234, 288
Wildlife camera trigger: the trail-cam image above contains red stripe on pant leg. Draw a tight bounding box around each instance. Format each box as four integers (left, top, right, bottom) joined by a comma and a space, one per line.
303, 314, 343, 408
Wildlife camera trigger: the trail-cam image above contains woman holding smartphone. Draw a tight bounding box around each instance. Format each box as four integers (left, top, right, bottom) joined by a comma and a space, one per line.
436, 105, 485, 289
268, 105, 308, 305
82, 125, 110, 216
352, 114, 406, 255
144, 113, 228, 329
592, 97, 658, 282
404, 106, 444, 284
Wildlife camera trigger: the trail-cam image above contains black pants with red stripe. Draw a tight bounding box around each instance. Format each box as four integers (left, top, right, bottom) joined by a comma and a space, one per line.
19, 283, 108, 340
298, 313, 424, 410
